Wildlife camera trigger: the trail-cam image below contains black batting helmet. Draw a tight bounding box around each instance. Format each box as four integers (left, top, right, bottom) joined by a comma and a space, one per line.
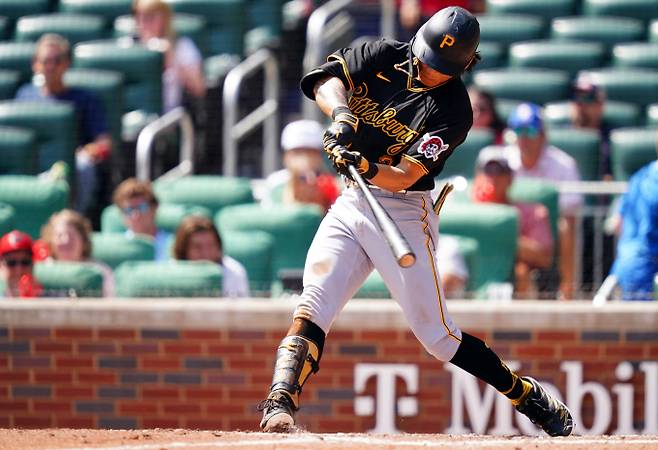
411, 6, 480, 76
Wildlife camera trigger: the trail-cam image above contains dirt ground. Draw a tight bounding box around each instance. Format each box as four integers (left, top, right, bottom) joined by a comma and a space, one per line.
0, 429, 657, 450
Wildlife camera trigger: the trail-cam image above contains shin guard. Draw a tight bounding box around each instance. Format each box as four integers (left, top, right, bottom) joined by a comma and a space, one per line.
269, 335, 320, 409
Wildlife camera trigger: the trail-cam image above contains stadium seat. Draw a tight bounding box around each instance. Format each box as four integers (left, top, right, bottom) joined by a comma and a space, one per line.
35, 261, 105, 297
0, 0, 50, 27
509, 40, 605, 77
164, 0, 246, 57
15, 14, 107, 46
495, 99, 523, 124
114, 260, 222, 297
0, 176, 69, 238
579, 68, 658, 107
114, 13, 209, 57
0, 42, 36, 85
583, 0, 658, 23
247, 0, 283, 51
485, 0, 576, 20
475, 41, 506, 71
476, 14, 545, 46
547, 128, 602, 181
0, 17, 9, 41
204, 53, 240, 88
612, 43, 658, 70
610, 127, 657, 181
473, 68, 571, 105
544, 100, 641, 129
0, 202, 15, 236
58, 0, 132, 28
440, 201, 518, 290
0, 69, 19, 100
221, 230, 274, 294
73, 41, 163, 114
550, 17, 645, 54
91, 232, 156, 269
101, 203, 212, 233
440, 128, 495, 179
64, 68, 125, 153
215, 203, 323, 284
0, 101, 77, 174
153, 176, 254, 217
647, 104, 658, 127
0, 125, 37, 174
651, 20, 658, 43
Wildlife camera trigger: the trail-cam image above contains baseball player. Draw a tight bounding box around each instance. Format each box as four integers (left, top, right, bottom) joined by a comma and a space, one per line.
258, 6, 573, 436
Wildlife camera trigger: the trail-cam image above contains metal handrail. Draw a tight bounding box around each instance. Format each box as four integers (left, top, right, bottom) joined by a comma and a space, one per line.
222, 48, 279, 177
136, 107, 195, 181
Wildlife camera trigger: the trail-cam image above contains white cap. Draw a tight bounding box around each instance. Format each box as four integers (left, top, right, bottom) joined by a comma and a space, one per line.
280, 120, 324, 152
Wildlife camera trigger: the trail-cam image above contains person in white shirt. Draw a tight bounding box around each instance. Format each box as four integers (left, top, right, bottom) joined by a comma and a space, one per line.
504, 103, 582, 299
173, 215, 250, 298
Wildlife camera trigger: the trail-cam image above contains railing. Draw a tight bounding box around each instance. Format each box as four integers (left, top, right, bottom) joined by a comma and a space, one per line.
222, 48, 279, 177
135, 107, 195, 182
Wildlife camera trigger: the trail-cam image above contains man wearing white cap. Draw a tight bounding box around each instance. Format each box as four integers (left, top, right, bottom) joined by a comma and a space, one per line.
262, 120, 339, 213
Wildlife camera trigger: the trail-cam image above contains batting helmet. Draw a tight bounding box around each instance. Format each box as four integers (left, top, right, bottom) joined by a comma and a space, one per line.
411, 6, 480, 76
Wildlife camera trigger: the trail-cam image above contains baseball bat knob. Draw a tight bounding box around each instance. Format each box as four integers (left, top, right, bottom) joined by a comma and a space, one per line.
398, 253, 416, 268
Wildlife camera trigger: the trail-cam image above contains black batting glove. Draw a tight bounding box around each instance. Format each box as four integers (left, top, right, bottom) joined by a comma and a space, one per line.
329, 146, 379, 180
323, 106, 358, 149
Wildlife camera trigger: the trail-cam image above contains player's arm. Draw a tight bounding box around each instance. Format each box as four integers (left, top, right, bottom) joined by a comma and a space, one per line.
313, 76, 350, 119
367, 158, 425, 192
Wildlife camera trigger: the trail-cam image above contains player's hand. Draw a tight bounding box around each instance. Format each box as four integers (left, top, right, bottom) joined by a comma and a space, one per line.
323, 106, 358, 151
329, 146, 378, 179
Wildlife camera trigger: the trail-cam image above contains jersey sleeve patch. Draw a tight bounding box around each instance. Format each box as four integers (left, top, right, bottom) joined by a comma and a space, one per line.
417, 133, 449, 161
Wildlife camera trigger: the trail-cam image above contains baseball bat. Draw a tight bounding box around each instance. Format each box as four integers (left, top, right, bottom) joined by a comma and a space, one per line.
347, 165, 416, 268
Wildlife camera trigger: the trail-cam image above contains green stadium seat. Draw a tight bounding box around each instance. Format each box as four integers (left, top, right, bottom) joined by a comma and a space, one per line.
647, 104, 658, 127
473, 68, 571, 105
0, 69, 19, 100
153, 175, 254, 217
544, 100, 641, 129
476, 14, 545, 46
0, 17, 9, 40
215, 203, 323, 284
440, 129, 495, 179
495, 99, 523, 124
247, 0, 283, 51
115, 260, 222, 297
579, 68, 658, 107
485, 0, 576, 20
547, 128, 602, 181
0, 0, 50, 26
58, 0, 132, 27
612, 43, 658, 70
0, 125, 37, 174
73, 41, 163, 114
509, 40, 605, 77
440, 201, 518, 290
91, 232, 156, 269
15, 14, 107, 46
550, 17, 645, 54
114, 13, 209, 57
35, 261, 105, 297
221, 230, 274, 294
164, 0, 246, 57
204, 53, 240, 88
0, 42, 36, 85
0, 176, 69, 239
0, 101, 77, 174
583, 0, 658, 23
101, 203, 212, 233
0, 202, 15, 236
64, 68, 125, 152
651, 20, 658, 43
475, 41, 506, 71
610, 127, 657, 181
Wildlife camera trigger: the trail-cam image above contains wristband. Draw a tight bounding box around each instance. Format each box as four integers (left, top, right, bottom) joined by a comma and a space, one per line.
331, 106, 352, 120
361, 160, 379, 179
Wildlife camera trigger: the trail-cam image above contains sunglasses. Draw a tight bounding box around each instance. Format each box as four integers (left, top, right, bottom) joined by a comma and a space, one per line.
37, 55, 66, 66
4, 258, 32, 268
514, 127, 540, 138
122, 201, 151, 216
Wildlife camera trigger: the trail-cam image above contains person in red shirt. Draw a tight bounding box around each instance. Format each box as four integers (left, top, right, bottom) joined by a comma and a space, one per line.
0, 230, 42, 298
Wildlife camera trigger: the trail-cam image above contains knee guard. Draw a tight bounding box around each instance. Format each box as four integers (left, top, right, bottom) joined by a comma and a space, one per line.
269, 335, 321, 409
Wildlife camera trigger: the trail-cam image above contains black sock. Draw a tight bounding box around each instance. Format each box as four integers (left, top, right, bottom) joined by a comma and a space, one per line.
449, 332, 531, 403
296, 318, 326, 361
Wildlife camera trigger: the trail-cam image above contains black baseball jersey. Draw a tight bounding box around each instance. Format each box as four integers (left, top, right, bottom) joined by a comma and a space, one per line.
301, 38, 473, 191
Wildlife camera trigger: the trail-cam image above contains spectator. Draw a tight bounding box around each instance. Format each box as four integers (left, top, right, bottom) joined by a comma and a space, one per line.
468, 86, 506, 144
16, 33, 112, 217
472, 147, 554, 297
0, 230, 42, 298
504, 103, 582, 299
262, 119, 340, 214
397, 0, 485, 41
112, 178, 172, 261
173, 215, 250, 298
437, 235, 469, 298
132, 0, 206, 112
40, 209, 115, 297
608, 141, 658, 300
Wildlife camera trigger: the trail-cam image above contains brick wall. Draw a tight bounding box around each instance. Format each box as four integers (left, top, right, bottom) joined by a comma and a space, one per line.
1, 299, 657, 434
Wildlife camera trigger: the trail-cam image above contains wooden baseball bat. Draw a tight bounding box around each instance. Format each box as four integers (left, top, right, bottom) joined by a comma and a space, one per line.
348, 165, 416, 268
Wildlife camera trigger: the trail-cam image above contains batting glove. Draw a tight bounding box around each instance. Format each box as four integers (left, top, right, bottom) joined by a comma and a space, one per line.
323, 106, 358, 150
330, 146, 378, 179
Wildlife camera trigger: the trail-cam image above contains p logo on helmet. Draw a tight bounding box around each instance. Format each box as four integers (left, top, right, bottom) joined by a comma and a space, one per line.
440, 34, 455, 48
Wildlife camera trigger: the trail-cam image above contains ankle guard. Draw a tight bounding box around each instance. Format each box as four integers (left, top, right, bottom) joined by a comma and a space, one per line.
269, 335, 320, 409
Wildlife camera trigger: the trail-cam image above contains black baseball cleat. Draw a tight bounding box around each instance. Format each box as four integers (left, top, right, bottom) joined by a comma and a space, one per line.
515, 377, 574, 437
258, 391, 296, 432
